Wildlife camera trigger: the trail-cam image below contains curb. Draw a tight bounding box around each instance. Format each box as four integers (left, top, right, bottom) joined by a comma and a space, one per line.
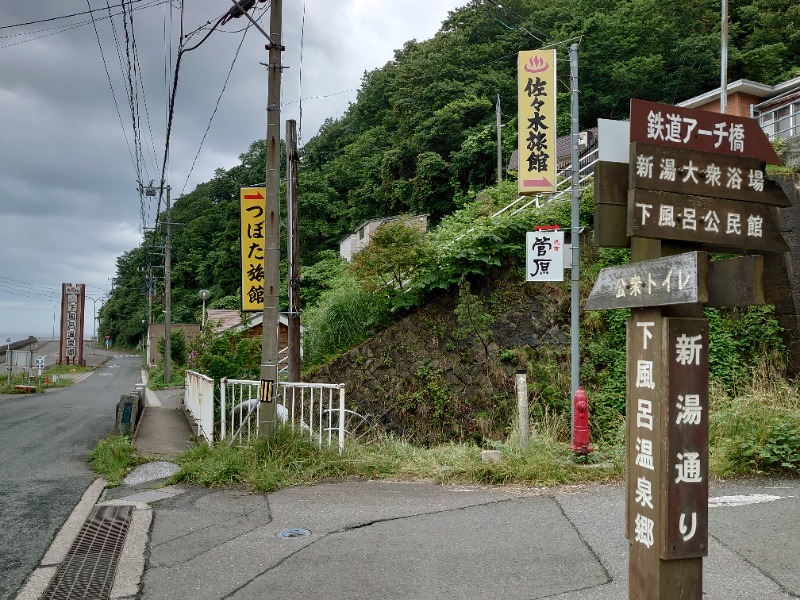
13, 479, 152, 600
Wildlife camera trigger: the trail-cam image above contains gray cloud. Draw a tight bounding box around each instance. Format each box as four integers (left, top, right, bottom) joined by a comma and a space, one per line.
0, 0, 465, 339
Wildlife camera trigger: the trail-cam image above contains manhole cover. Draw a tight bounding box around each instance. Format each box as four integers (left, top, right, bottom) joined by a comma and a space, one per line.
278, 527, 311, 539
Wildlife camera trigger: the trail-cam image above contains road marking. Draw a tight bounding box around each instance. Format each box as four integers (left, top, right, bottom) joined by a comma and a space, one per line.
709, 494, 788, 508
97, 373, 113, 377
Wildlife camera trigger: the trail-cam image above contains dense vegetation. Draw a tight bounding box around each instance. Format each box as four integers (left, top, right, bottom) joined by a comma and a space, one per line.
100, 0, 800, 348
96, 0, 800, 468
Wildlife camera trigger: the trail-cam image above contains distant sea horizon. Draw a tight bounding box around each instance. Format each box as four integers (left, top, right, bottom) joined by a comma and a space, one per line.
2, 332, 59, 343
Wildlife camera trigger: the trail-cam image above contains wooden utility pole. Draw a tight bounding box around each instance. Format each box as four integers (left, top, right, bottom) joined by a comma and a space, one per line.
259, 0, 283, 436
286, 119, 301, 382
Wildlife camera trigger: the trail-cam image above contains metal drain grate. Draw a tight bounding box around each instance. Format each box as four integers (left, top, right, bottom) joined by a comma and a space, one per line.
41, 504, 133, 600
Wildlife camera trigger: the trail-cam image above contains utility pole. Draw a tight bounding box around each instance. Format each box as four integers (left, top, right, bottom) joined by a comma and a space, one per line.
164, 184, 172, 384
142, 183, 171, 382
259, 0, 283, 436
286, 119, 302, 382
720, 0, 728, 114
496, 94, 503, 184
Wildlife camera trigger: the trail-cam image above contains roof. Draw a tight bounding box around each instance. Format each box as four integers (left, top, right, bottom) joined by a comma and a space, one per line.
206, 309, 242, 334
677, 76, 800, 110
205, 309, 301, 334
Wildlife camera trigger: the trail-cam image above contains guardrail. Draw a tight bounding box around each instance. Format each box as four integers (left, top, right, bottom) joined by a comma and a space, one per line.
220, 378, 347, 452
184, 370, 215, 442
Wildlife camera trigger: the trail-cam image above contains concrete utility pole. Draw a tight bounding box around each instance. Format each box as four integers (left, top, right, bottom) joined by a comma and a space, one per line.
142, 183, 171, 382
720, 0, 728, 114
164, 185, 172, 384
286, 119, 302, 382
259, 0, 283, 436
569, 43, 581, 444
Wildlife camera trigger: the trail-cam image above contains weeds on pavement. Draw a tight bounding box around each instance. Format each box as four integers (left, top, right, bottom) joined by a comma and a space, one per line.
88, 435, 141, 486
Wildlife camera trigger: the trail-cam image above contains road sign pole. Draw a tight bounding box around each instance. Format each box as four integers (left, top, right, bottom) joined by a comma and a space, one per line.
569, 43, 581, 444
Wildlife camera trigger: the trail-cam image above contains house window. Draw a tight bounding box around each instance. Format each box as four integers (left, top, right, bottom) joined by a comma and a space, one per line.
758, 99, 800, 140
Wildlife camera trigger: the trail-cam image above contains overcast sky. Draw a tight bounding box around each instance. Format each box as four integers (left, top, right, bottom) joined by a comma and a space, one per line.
0, 0, 467, 342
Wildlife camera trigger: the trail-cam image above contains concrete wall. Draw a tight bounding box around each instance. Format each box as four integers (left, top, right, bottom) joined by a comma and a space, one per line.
694, 91, 763, 117
767, 173, 800, 375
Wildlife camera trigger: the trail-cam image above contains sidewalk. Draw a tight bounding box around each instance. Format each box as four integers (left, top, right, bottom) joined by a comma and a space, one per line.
133, 377, 195, 458
15, 379, 800, 599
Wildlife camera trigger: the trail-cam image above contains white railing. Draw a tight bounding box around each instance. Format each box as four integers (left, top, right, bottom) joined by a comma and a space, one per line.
278, 346, 289, 374
220, 378, 347, 453
755, 98, 800, 141
184, 370, 215, 442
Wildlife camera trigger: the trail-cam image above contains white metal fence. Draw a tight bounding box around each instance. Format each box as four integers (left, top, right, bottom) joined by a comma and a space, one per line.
220, 378, 348, 452
756, 99, 800, 141
184, 370, 215, 441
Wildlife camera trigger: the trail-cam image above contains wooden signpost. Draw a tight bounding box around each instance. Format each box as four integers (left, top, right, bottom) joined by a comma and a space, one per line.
589, 99, 790, 599
628, 188, 788, 252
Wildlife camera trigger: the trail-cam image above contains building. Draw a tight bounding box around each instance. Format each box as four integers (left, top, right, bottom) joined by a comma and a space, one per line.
339, 214, 428, 262
678, 76, 800, 142
205, 309, 303, 372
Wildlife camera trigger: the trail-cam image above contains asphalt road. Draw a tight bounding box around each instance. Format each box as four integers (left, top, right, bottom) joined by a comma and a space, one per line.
0, 345, 141, 599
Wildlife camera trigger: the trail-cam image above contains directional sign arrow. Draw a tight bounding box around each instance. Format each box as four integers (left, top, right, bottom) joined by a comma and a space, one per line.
585, 251, 708, 311
522, 177, 552, 188
243, 191, 265, 199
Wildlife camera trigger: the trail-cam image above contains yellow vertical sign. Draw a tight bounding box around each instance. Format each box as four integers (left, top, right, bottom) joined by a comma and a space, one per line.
518, 49, 557, 194
240, 187, 267, 312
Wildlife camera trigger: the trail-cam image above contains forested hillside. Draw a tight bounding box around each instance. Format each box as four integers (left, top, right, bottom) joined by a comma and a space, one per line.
100, 0, 800, 347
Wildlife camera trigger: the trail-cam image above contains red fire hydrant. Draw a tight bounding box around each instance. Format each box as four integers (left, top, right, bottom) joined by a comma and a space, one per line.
570, 386, 594, 456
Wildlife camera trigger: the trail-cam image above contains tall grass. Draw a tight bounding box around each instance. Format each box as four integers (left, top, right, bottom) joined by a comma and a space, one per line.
88, 435, 141, 486
709, 359, 800, 476
172, 425, 623, 493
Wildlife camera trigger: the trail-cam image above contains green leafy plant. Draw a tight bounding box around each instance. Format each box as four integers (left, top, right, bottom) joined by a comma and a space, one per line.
157, 328, 188, 367
302, 274, 389, 369
89, 435, 140, 486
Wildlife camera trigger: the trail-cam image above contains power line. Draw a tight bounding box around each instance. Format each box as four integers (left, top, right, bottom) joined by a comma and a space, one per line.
180, 21, 253, 196
85, 0, 138, 184
0, 0, 161, 31
298, 0, 306, 144
0, 0, 171, 49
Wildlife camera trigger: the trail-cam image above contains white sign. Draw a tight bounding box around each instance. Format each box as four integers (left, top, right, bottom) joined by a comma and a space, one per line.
526, 231, 564, 282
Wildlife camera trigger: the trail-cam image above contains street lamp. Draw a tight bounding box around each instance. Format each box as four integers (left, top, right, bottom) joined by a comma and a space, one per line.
86, 295, 107, 347
199, 289, 211, 328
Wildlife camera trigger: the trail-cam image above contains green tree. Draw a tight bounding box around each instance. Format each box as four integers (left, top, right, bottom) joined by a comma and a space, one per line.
349, 220, 434, 303
158, 329, 188, 367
